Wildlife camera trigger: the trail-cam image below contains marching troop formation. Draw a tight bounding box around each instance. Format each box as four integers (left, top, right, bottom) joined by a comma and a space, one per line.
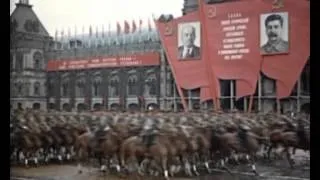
10, 109, 310, 179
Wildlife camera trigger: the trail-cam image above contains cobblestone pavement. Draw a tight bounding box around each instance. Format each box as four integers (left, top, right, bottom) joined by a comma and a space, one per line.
11, 150, 309, 180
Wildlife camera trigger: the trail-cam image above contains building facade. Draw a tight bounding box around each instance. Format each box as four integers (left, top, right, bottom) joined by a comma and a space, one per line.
10, 0, 52, 110
10, 0, 310, 113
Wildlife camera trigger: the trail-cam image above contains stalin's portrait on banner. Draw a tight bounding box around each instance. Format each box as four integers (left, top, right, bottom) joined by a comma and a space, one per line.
260, 12, 289, 55
178, 22, 201, 60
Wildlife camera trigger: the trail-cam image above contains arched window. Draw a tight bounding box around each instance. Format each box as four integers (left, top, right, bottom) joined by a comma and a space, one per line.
145, 73, 157, 96
92, 76, 102, 97
128, 75, 138, 95
33, 52, 42, 70
109, 76, 119, 97
15, 52, 23, 71
24, 82, 30, 96
76, 78, 85, 97
33, 82, 40, 96
15, 82, 23, 96
61, 79, 69, 97
149, 78, 157, 96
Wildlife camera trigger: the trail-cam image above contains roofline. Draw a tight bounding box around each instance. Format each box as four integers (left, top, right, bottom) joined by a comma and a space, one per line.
10, 2, 50, 37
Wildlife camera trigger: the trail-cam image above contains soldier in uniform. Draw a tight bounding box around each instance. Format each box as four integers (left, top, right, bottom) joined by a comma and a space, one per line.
94, 116, 110, 140
261, 14, 289, 54
238, 124, 250, 147
296, 118, 306, 144
139, 118, 158, 147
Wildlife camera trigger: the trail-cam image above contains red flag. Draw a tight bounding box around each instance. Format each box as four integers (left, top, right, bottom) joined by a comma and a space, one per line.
148, 18, 152, 32
155, 12, 215, 104
116, 22, 121, 35
132, 20, 137, 33
124, 20, 130, 34
261, 0, 309, 99
139, 19, 143, 32
200, 0, 271, 99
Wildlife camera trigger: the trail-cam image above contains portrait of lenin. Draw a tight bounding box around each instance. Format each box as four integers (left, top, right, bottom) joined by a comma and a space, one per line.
178, 21, 201, 60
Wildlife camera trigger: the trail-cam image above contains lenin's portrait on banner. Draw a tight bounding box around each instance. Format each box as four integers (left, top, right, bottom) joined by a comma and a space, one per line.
260, 12, 289, 55
178, 22, 201, 60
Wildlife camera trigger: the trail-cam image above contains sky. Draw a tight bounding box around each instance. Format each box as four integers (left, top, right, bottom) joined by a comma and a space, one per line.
10, 0, 183, 36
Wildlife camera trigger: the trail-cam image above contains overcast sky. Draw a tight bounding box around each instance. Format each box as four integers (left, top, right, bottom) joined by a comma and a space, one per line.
10, 0, 183, 36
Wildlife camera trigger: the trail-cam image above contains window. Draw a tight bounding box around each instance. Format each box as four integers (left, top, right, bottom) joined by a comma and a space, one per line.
92, 77, 101, 97
62, 81, 69, 97
110, 77, 119, 97
76, 79, 85, 97
149, 79, 157, 96
33, 82, 40, 96
261, 74, 275, 96
15, 52, 23, 71
24, 82, 30, 96
33, 52, 42, 70
15, 82, 23, 96
128, 76, 138, 95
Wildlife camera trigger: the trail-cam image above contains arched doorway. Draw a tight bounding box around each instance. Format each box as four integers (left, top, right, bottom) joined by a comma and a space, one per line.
48, 103, 55, 110
93, 103, 102, 111
77, 103, 87, 112
32, 103, 41, 110
110, 103, 120, 111
62, 103, 71, 112
128, 103, 139, 112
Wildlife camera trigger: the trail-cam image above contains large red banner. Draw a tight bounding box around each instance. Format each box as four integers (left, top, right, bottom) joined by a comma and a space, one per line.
201, 0, 270, 99
46, 52, 160, 71
260, 1, 310, 98
155, 12, 217, 103
199, 0, 309, 100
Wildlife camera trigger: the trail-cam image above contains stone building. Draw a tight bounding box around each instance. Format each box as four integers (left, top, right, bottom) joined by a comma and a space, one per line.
10, 0, 310, 113
10, 0, 52, 110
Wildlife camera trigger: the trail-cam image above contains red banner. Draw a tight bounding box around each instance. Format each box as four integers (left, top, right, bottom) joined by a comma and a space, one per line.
46, 52, 160, 71
261, 0, 309, 99
200, 0, 309, 99
155, 12, 215, 102
201, 0, 271, 99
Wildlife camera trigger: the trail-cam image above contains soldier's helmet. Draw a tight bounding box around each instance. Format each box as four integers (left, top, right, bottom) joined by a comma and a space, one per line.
239, 124, 251, 131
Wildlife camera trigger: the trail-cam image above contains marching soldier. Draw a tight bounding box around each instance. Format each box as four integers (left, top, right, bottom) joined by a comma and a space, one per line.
140, 118, 159, 147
